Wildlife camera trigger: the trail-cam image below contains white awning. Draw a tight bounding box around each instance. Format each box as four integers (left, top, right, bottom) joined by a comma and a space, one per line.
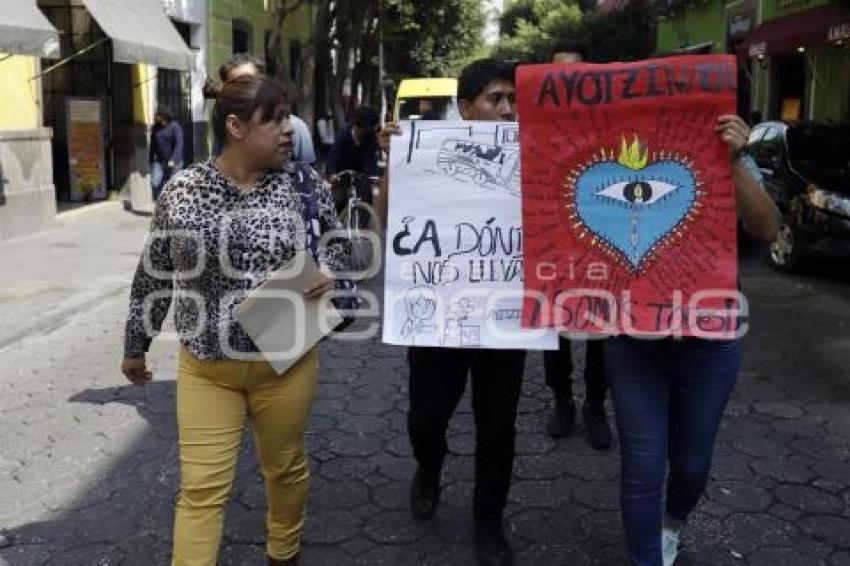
0, 0, 60, 58
81, 0, 193, 71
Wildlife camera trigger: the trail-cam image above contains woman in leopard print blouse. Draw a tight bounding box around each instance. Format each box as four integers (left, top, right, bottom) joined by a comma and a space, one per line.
121, 75, 339, 566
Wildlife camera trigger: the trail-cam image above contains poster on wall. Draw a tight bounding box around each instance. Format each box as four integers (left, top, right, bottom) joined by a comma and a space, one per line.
517, 55, 740, 338
383, 120, 557, 350
67, 97, 107, 202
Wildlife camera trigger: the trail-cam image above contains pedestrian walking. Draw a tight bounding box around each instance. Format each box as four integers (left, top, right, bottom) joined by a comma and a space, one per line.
379, 58, 522, 566
150, 109, 183, 201
122, 75, 346, 566
543, 336, 611, 447
543, 40, 613, 450
603, 115, 779, 566
214, 53, 316, 165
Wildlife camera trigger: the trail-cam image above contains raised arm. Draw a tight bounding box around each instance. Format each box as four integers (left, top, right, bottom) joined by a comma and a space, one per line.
716, 115, 780, 241
376, 122, 402, 226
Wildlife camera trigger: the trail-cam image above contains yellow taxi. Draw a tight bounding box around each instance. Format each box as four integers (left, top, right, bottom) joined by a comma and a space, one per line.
393, 78, 460, 121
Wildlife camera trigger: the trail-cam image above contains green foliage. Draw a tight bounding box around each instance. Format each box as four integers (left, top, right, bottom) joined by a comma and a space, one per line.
495, 0, 655, 63
580, 2, 656, 62
384, 0, 486, 79
499, 0, 538, 36
497, 18, 554, 61
496, 0, 582, 61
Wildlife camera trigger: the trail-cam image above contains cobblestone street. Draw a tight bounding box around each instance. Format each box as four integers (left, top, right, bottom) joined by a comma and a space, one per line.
0, 204, 848, 565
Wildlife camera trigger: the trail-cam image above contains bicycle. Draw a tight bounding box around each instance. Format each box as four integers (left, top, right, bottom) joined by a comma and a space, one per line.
329, 170, 382, 275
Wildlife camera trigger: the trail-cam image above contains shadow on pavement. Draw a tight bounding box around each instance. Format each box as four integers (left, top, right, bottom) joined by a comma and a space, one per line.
1, 382, 179, 565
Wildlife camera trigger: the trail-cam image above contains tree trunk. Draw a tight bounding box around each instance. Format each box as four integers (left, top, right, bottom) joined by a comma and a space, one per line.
313, 0, 337, 126
267, 0, 306, 78
307, 0, 383, 129
328, 0, 381, 122
330, 2, 353, 122
299, 41, 317, 131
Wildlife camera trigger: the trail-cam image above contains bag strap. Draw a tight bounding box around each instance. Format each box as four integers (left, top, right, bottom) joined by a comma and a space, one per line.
289, 163, 321, 257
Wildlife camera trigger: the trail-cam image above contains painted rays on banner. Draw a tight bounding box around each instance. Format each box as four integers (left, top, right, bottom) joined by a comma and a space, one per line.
564, 135, 704, 275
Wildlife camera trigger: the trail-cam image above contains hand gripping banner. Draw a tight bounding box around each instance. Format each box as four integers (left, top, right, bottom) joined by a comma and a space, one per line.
517, 55, 741, 337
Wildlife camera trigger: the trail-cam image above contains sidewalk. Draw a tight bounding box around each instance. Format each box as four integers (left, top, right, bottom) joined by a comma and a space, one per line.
0, 202, 150, 351
0, 206, 848, 565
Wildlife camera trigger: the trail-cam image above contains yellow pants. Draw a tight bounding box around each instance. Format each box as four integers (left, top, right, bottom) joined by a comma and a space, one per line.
172, 347, 319, 565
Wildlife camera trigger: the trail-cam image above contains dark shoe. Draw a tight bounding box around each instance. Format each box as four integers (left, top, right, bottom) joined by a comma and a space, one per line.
410, 466, 440, 520
474, 519, 513, 566
583, 402, 613, 450
546, 395, 576, 438
268, 553, 299, 565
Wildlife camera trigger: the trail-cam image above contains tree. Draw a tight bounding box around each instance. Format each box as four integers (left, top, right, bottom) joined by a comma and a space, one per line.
267, 0, 307, 79
496, 0, 582, 62
495, 0, 655, 63
265, 0, 380, 128
384, 0, 486, 81
265, 0, 317, 128
318, 0, 382, 120
579, 1, 655, 62
266, 0, 489, 133
499, 0, 538, 37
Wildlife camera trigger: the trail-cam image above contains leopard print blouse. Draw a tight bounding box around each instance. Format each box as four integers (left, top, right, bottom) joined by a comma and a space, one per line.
124, 160, 347, 360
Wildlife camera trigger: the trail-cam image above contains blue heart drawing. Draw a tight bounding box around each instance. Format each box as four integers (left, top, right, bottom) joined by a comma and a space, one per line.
573, 158, 697, 271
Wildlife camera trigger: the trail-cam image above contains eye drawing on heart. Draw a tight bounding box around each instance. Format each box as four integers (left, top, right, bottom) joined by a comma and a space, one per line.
564, 135, 704, 275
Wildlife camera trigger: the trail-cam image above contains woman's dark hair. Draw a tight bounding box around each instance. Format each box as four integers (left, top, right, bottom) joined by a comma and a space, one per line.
155, 108, 173, 122
212, 75, 289, 145
218, 52, 267, 82
457, 58, 515, 103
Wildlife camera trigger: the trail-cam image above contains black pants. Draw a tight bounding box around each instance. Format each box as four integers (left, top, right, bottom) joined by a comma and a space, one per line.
407, 346, 526, 522
542, 336, 608, 407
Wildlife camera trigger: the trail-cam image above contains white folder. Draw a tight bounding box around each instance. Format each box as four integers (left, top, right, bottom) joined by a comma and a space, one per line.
235, 252, 343, 375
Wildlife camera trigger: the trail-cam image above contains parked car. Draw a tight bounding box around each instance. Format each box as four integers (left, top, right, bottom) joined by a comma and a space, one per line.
746, 121, 850, 271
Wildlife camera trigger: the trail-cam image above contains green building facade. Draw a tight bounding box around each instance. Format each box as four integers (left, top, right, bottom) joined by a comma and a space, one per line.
208, 0, 314, 82
657, 0, 727, 53
656, 0, 850, 122
203, 0, 316, 149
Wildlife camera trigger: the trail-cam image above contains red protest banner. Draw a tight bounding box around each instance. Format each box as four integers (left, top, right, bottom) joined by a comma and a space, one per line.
517, 55, 740, 337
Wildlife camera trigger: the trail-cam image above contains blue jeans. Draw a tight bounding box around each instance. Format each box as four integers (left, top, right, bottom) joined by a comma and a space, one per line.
151, 161, 181, 201
604, 337, 742, 566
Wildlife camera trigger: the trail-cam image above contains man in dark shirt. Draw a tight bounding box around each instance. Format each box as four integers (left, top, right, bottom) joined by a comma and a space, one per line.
543, 40, 614, 451
326, 106, 380, 177
150, 109, 184, 200
379, 59, 523, 566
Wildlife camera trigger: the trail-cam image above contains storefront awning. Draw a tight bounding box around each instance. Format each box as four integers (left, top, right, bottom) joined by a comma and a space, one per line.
0, 0, 60, 58
653, 42, 715, 58
741, 4, 850, 58
81, 0, 193, 71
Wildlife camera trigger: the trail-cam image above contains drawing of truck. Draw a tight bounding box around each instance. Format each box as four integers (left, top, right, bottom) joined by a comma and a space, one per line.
437, 140, 520, 193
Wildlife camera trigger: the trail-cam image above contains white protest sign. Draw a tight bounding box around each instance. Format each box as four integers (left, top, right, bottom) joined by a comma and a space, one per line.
382, 120, 557, 350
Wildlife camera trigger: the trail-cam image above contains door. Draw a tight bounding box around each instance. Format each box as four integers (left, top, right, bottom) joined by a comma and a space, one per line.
772, 53, 806, 121
40, 3, 111, 201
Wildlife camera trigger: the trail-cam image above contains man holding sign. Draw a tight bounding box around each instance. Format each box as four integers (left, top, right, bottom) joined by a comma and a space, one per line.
380, 59, 534, 566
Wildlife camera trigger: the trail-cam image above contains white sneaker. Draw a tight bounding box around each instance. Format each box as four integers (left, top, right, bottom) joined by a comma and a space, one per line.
662, 527, 680, 566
